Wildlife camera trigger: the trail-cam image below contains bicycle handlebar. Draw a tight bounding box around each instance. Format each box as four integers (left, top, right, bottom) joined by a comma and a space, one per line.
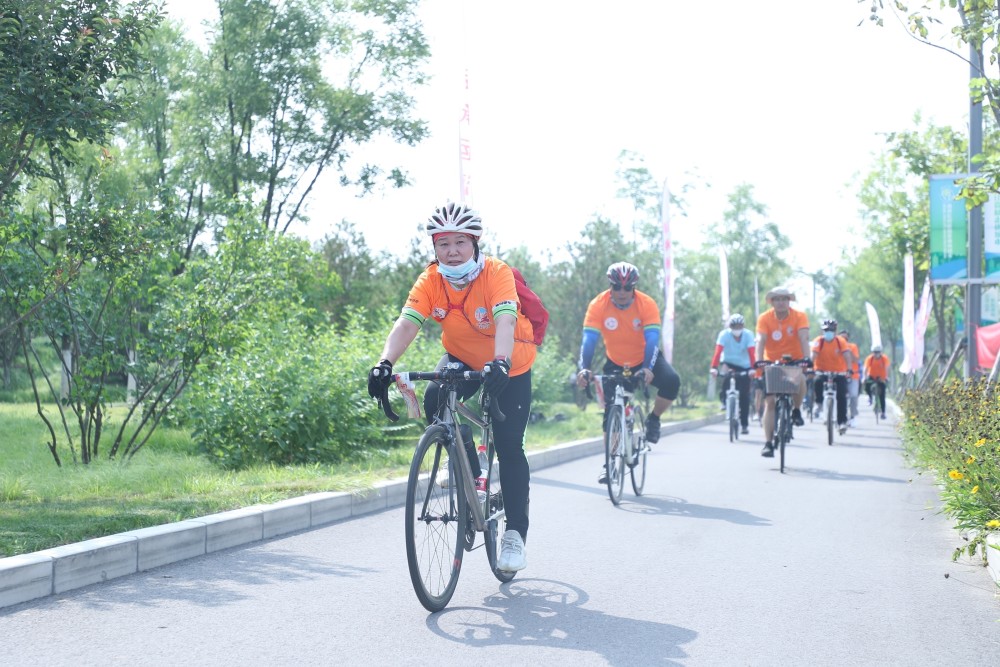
374, 368, 506, 423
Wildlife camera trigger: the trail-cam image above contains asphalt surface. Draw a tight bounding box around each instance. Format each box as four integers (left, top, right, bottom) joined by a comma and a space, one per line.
1, 405, 998, 666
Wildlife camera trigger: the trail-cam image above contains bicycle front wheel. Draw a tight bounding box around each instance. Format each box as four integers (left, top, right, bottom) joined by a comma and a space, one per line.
728, 393, 739, 442
825, 396, 834, 446
777, 399, 789, 474
405, 424, 466, 612
630, 403, 648, 496
605, 408, 626, 505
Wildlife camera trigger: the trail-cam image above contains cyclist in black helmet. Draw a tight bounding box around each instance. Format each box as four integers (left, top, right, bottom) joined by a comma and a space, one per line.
576, 261, 681, 484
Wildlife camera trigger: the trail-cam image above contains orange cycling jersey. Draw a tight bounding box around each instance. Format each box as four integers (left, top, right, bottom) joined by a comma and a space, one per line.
864, 354, 891, 381
582, 289, 661, 368
401, 257, 536, 376
756, 308, 809, 360
811, 335, 849, 373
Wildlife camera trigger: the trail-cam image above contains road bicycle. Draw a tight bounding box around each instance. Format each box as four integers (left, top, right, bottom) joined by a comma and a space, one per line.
719, 367, 751, 442
761, 356, 803, 474
586, 368, 651, 505
869, 378, 886, 424
813, 370, 849, 446
374, 363, 512, 612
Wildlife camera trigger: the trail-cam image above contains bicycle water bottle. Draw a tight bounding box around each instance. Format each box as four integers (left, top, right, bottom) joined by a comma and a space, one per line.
475, 445, 488, 504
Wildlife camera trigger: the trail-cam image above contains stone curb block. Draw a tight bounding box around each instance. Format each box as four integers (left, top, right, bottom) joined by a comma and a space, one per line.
986, 533, 1000, 588
202, 507, 264, 553
0, 415, 722, 610
38, 535, 139, 595
0, 553, 54, 609
122, 520, 208, 572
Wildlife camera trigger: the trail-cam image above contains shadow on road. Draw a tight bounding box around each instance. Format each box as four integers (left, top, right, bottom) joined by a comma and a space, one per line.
58, 547, 376, 612
427, 578, 696, 665
616, 495, 772, 525
780, 467, 909, 483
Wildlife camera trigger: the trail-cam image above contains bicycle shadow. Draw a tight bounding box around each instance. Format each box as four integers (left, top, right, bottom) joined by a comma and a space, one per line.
617, 495, 772, 526
780, 467, 909, 484
427, 578, 696, 665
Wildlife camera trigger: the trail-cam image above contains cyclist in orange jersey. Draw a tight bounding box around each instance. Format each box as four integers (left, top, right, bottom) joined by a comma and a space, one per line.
838, 329, 862, 427
812, 319, 855, 435
576, 261, 681, 484
367, 202, 534, 572
863, 345, 891, 419
755, 286, 810, 458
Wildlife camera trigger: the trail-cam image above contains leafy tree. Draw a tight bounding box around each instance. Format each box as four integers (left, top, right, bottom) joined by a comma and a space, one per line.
866, 1, 1000, 203
707, 183, 792, 321
185, 0, 430, 234
0, 0, 161, 206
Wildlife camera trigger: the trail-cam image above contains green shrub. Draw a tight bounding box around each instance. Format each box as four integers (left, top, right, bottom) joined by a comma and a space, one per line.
900, 379, 1000, 560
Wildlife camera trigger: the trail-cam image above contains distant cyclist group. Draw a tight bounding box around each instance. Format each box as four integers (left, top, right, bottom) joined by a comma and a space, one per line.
366, 202, 891, 601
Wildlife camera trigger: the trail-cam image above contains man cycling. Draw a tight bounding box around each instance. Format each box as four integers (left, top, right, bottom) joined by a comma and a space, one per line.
863, 345, 891, 419
576, 261, 681, 484
811, 319, 855, 435
838, 329, 861, 427
755, 286, 810, 458
710, 313, 756, 435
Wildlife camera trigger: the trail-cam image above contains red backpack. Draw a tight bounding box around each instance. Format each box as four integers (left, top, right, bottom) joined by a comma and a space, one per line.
509, 267, 549, 346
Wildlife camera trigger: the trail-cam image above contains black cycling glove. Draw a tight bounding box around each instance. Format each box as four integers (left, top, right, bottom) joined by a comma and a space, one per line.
367, 359, 394, 399
482, 357, 511, 397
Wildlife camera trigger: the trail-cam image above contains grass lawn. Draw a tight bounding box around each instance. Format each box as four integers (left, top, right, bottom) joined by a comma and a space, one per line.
0, 401, 715, 557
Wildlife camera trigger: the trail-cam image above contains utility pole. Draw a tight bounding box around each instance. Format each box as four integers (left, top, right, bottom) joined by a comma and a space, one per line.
967, 41, 984, 378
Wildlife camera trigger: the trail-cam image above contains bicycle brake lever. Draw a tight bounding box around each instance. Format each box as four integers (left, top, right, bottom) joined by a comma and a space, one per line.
379, 385, 399, 422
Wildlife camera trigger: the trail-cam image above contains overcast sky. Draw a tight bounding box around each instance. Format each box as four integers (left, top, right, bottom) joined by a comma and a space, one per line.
165, 0, 973, 280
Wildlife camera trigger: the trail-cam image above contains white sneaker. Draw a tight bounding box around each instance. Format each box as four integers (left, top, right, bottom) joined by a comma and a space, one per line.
497, 529, 526, 572
849, 418, 857, 428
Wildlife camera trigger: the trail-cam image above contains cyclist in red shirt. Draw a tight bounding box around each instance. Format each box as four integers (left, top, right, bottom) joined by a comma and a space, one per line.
576, 262, 681, 484
367, 202, 534, 572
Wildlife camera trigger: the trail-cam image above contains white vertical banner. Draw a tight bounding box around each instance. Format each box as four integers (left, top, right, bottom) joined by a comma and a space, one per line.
458, 68, 473, 204
899, 254, 916, 374
661, 178, 675, 364
718, 247, 730, 325
753, 275, 760, 324
865, 302, 882, 350
913, 275, 933, 371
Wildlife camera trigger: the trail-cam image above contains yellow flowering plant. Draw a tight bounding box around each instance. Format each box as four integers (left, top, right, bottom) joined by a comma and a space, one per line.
900, 379, 999, 561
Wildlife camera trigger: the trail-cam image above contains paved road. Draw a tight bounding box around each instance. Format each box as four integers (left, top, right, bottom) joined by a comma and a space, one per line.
2, 407, 998, 666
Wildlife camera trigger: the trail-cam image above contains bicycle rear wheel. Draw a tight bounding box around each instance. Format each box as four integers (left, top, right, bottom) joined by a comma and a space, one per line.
605, 408, 626, 505
482, 438, 515, 583
405, 424, 466, 612
630, 403, 648, 496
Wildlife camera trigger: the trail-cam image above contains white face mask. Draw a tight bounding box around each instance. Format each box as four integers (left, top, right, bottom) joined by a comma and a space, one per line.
438, 256, 478, 280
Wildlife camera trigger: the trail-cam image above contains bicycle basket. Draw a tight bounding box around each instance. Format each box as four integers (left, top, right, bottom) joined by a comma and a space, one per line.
764, 365, 802, 394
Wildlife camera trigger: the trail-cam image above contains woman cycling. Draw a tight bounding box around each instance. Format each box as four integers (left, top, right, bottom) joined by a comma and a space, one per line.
367, 202, 536, 572
710, 314, 756, 434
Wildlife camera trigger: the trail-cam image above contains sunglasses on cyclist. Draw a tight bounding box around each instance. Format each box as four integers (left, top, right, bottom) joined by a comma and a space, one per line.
611, 285, 634, 292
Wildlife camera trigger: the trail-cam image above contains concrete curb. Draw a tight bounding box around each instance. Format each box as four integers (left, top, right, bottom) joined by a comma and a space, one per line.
0, 414, 724, 610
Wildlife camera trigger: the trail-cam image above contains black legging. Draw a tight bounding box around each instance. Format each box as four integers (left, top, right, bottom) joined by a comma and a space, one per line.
865, 378, 887, 412
814, 374, 848, 425
423, 353, 532, 542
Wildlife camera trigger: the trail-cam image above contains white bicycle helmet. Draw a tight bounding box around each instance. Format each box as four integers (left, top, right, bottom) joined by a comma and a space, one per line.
728, 313, 745, 327
426, 202, 483, 238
